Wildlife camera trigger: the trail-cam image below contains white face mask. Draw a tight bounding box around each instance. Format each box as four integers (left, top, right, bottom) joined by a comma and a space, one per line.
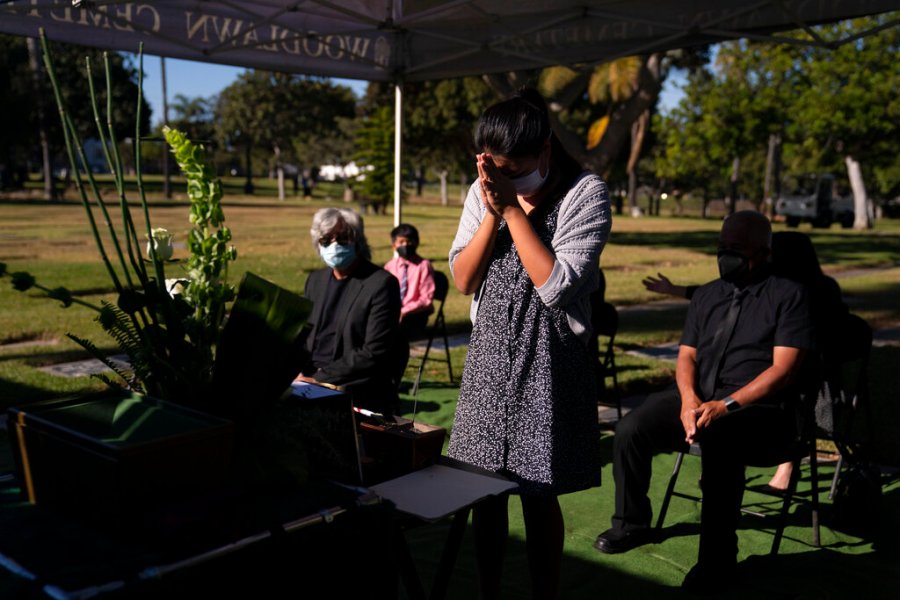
511, 165, 548, 196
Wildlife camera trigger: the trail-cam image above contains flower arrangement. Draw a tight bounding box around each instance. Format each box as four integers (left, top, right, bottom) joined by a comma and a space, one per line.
1, 33, 237, 409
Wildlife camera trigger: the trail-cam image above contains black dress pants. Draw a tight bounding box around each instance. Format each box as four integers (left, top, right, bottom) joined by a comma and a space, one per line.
610, 388, 797, 566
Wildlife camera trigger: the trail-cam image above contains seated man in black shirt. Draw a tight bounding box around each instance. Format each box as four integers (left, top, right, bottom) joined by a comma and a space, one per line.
594, 211, 813, 593
295, 207, 404, 416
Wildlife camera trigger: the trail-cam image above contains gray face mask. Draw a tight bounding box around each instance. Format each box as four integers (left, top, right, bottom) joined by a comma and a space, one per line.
396, 245, 413, 259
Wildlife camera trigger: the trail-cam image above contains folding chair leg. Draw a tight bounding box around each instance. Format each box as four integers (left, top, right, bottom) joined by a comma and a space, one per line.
810, 449, 820, 547
612, 371, 621, 420
440, 322, 454, 384
412, 337, 435, 396
770, 456, 802, 555
828, 454, 843, 501
655, 452, 685, 530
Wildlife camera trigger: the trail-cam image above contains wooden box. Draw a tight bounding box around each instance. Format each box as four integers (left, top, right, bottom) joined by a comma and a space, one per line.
358, 417, 446, 484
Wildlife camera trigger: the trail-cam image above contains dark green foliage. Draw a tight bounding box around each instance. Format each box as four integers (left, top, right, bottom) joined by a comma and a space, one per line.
215, 71, 356, 175
654, 15, 899, 205
353, 106, 395, 204
0, 33, 150, 184
402, 78, 496, 180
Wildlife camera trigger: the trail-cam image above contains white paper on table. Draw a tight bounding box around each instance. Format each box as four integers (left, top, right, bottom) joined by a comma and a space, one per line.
370, 464, 518, 522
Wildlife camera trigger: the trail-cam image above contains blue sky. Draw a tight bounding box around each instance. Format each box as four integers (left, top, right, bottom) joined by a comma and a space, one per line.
138, 57, 686, 127
139, 57, 365, 125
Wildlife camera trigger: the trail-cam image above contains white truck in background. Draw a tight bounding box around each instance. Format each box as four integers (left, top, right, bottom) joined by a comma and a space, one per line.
775, 173, 854, 229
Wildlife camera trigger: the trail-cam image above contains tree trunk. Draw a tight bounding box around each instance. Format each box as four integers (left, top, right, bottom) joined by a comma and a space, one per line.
415, 166, 425, 196
674, 193, 684, 216
702, 186, 709, 219
439, 170, 449, 206
845, 154, 871, 230
763, 132, 781, 216
627, 109, 649, 216
244, 142, 254, 194
729, 156, 740, 215
583, 55, 663, 176
460, 174, 467, 204
27, 37, 54, 200
274, 145, 285, 201
628, 169, 639, 216
654, 184, 662, 216
626, 110, 649, 176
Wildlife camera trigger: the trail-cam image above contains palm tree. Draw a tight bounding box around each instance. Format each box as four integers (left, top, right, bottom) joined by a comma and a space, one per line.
541, 56, 649, 212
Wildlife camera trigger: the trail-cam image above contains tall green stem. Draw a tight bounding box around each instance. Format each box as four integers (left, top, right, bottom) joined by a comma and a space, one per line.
103, 53, 145, 284
134, 45, 166, 292
83, 57, 137, 290
39, 30, 123, 294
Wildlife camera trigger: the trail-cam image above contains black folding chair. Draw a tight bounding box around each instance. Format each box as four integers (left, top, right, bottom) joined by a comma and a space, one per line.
819, 313, 874, 499
410, 271, 454, 396
655, 387, 823, 554
590, 291, 621, 419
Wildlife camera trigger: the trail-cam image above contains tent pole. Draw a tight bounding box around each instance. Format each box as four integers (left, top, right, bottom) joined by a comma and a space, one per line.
394, 82, 402, 227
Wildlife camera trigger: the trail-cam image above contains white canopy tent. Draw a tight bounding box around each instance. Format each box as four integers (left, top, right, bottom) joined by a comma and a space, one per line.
2, 0, 896, 222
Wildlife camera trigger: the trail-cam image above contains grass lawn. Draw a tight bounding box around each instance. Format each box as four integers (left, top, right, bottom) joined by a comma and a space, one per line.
2, 184, 900, 597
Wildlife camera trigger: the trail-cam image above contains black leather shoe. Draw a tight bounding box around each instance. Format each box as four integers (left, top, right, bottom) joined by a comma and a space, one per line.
593, 528, 655, 554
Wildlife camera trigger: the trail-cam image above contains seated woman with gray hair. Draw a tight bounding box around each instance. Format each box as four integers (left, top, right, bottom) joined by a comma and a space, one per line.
295, 207, 405, 415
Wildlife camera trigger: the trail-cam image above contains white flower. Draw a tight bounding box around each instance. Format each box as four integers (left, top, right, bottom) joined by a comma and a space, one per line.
147, 228, 175, 261
165, 278, 188, 297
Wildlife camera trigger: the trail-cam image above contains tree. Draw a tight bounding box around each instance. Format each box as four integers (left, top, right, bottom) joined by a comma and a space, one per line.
352, 106, 394, 208
358, 78, 496, 205
653, 70, 729, 217
0, 34, 150, 193
216, 71, 355, 198
791, 15, 899, 229
484, 48, 708, 184
542, 57, 648, 212
659, 16, 899, 228
403, 78, 495, 204
27, 37, 54, 199
0, 35, 34, 189
170, 94, 217, 144
140, 94, 219, 179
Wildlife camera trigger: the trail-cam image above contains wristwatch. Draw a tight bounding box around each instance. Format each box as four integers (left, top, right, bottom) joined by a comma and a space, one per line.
723, 396, 740, 412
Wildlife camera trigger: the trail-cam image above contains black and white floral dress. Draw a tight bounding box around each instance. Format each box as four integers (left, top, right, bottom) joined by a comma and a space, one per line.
448, 196, 603, 496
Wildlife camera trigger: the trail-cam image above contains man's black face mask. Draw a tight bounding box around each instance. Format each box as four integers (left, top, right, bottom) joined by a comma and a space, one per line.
717, 250, 750, 284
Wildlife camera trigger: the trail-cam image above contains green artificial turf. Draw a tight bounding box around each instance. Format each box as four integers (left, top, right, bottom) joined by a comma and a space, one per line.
397, 384, 900, 599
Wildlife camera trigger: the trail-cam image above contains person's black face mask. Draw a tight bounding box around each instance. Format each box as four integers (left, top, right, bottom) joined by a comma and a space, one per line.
718, 250, 750, 284
396, 245, 413, 259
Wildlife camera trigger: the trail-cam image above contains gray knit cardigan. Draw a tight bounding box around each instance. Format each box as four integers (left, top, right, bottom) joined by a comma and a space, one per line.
449, 172, 612, 344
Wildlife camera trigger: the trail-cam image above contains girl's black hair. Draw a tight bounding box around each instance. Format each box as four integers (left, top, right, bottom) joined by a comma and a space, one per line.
475, 87, 584, 187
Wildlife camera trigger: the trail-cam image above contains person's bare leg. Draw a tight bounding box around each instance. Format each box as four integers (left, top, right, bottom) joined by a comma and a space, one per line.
521, 495, 564, 600
767, 461, 794, 490
473, 495, 509, 600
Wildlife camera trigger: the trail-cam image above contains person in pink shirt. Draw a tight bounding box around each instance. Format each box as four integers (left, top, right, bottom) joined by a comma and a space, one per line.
384, 223, 435, 342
